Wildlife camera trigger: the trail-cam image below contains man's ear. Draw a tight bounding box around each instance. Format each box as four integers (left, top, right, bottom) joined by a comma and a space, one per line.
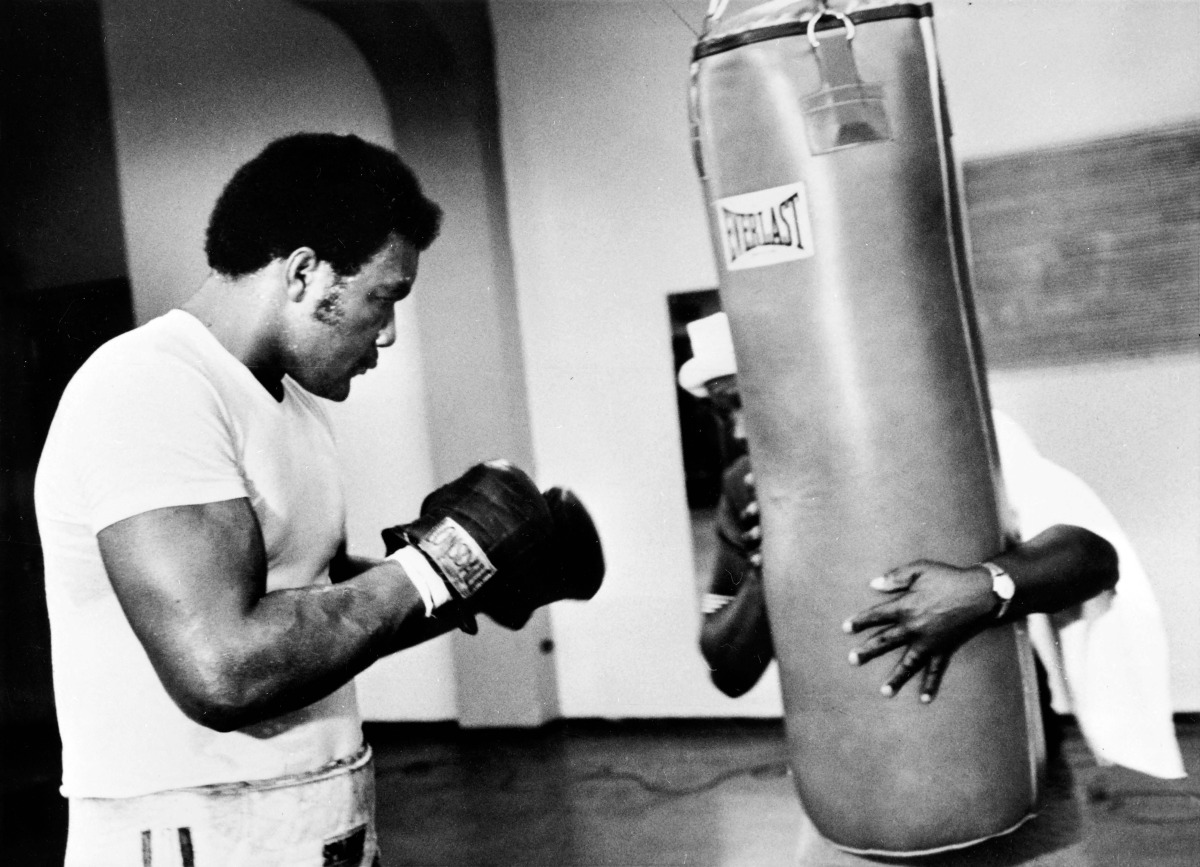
283, 247, 320, 302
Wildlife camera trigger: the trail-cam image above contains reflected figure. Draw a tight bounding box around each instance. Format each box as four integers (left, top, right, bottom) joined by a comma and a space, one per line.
677, 311, 1185, 865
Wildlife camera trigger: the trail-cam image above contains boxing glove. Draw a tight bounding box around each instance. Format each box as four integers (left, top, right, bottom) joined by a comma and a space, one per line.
381, 460, 555, 632
474, 486, 606, 629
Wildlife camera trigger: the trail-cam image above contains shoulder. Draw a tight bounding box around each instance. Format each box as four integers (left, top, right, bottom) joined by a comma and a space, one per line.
69, 311, 207, 377
60, 313, 226, 415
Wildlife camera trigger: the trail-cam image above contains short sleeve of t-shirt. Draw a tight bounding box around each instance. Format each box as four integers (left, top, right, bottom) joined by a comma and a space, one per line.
61, 347, 249, 533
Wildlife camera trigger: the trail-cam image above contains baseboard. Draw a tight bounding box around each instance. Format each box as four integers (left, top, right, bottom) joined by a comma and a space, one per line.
364, 713, 1200, 737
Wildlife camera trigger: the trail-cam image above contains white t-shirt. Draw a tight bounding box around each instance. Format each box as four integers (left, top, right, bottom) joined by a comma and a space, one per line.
35, 310, 363, 798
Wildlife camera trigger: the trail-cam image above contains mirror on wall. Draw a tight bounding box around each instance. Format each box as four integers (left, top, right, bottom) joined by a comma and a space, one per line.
667, 288, 741, 593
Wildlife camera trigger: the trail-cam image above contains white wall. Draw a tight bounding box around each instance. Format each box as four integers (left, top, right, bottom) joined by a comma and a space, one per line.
934, 0, 1200, 159
492, 1, 728, 718
937, 0, 1200, 711
101, 0, 455, 720
97, 0, 1200, 723
491, 0, 1200, 716
991, 357, 1200, 710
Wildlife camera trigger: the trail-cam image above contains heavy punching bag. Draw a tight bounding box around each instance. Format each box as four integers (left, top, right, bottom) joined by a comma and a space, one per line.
689, 1, 1044, 856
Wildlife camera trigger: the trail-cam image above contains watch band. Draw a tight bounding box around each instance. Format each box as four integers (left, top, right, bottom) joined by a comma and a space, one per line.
980, 561, 1015, 620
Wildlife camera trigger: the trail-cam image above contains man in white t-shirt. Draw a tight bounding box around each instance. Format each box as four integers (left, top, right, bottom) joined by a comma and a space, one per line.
35, 133, 604, 866
678, 311, 1184, 865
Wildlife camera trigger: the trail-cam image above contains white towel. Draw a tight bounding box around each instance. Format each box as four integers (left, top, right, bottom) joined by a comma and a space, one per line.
994, 411, 1185, 779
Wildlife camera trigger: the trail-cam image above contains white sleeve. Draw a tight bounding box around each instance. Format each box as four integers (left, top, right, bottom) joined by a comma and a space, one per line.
68, 355, 249, 532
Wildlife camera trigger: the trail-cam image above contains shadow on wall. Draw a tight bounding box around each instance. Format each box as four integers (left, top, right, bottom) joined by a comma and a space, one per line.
2, 2, 136, 861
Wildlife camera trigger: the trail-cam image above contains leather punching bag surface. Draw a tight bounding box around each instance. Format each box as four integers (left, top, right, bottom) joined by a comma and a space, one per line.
690, 2, 1044, 856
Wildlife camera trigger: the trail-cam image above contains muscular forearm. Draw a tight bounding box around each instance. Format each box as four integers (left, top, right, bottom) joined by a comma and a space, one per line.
99, 501, 460, 732
103, 457, 605, 733
175, 560, 456, 731
990, 523, 1118, 621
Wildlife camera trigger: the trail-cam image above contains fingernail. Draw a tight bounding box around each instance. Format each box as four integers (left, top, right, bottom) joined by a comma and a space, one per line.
920, 693, 933, 704
848, 651, 859, 665
869, 576, 888, 591
880, 684, 894, 697
841, 620, 853, 634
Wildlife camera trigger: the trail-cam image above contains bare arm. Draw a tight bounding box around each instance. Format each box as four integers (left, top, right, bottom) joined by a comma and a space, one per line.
99, 498, 455, 732
844, 524, 1118, 701
990, 523, 1119, 620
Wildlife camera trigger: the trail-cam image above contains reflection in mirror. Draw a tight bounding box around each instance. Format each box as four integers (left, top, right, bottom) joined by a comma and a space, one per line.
668, 289, 741, 596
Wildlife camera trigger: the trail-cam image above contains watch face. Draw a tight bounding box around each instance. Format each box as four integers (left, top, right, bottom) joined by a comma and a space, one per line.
985, 563, 1015, 600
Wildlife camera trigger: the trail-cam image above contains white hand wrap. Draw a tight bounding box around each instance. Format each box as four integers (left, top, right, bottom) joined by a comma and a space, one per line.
388, 546, 452, 616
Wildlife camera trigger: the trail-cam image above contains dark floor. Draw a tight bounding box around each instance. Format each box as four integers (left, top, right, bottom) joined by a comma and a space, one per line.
369, 718, 1200, 867
5, 718, 1199, 866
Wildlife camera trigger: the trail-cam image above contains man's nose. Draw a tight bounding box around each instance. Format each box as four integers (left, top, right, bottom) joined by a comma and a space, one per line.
376, 310, 397, 347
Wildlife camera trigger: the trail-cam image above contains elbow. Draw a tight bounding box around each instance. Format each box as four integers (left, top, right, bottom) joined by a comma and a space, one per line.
173, 685, 257, 734
183, 702, 248, 733
169, 686, 252, 733
188, 691, 260, 732
160, 652, 265, 732
1054, 524, 1119, 596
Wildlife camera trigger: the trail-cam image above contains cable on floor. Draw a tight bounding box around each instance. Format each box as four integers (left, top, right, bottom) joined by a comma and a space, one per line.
575, 760, 789, 798
381, 754, 1200, 824
378, 755, 790, 801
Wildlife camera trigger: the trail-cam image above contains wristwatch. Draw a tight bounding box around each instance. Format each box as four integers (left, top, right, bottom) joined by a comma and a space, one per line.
980, 561, 1015, 620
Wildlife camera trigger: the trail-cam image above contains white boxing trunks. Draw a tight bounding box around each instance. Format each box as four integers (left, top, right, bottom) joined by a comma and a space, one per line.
64, 745, 378, 867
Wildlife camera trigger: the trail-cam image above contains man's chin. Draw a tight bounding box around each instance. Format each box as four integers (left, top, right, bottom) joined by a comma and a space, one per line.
298, 377, 352, 402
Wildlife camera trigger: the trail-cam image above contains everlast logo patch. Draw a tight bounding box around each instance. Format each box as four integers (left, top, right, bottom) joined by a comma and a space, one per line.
721, 193, 803, 260
715, 182, 814, 271
422, 517, 497, 597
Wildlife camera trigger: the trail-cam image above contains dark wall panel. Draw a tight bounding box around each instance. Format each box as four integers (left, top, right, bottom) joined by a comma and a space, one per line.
966, 123, 1200, 368
2, 2, 133, 860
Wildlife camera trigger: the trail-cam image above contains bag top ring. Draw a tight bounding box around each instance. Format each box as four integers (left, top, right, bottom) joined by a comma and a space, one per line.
808, 9, 856, 48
